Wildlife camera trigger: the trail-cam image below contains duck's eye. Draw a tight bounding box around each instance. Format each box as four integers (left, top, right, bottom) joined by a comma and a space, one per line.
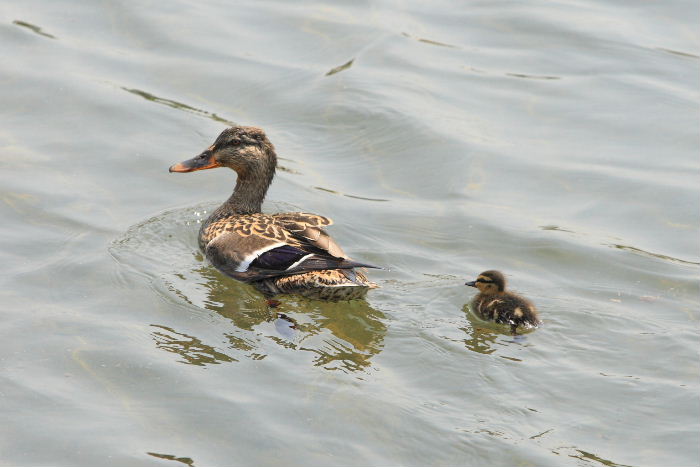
476, 279, 493, 284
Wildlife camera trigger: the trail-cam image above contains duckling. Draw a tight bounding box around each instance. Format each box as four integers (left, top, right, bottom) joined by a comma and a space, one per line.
169, 125, 379, 300
465, 270, 540, 335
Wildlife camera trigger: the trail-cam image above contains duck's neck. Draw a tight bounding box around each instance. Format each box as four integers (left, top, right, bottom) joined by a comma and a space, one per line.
204, 139, 278, 221
223, 172, 274, 215
215, 151, 277, 217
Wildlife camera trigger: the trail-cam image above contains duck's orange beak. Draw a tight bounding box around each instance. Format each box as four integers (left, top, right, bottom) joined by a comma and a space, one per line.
169, 147, 221, 173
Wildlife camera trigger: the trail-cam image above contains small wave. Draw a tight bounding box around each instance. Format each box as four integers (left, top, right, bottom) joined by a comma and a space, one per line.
325, 59, 354, 76
121, 87, 236, 125
314, 186, 390, 202
608, 244, 699, 266
12, 20, 55, 39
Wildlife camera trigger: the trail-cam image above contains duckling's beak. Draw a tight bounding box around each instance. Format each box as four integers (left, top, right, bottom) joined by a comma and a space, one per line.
169, 148, 221, 173
465, 280, 477, 287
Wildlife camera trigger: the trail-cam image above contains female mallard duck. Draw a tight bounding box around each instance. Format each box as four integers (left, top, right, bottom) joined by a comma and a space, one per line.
169, 125, 378, 300
465, 270, 540, 335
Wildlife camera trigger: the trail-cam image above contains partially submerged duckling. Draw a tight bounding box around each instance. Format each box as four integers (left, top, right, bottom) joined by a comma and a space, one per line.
465, 270, 540, 335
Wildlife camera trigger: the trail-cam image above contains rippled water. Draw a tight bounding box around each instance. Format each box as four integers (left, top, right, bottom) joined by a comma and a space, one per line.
2, 1, 698, 466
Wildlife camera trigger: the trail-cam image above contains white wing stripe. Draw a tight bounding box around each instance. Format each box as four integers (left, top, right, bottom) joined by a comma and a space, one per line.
235, 242, 286, 272
286, 254, 314, 271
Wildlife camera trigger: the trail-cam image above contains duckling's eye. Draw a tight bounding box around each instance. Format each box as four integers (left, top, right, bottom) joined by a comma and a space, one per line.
477, 279, 493, 284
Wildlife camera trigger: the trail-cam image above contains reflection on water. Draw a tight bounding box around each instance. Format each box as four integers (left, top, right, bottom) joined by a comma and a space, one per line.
505, 72, 560, 80
400, 32, 457, 48
459, 304, 533, 358
121, 87, 236, 126
460, 303, 497, 355
313, 186, 390, 202
113, 207, 386, 373
539, 225, 575, 233
539, 224, 700, 265
146, 452, 196, 467
460, 322, 498, 355
608, 243, 700, 266
325, 58, 354, 76
549, 447, 636, 467
462, 64, 562, 81
151, 325, 238, 366
177, 263, 386, 372
657, 47, 700, 59
293, 299, 386, 372
12, 20, 56, 39
152, 267, 387, 372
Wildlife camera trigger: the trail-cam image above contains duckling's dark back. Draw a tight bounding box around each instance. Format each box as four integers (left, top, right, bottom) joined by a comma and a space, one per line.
466, 270, 540, 335
471, 292, 539, 331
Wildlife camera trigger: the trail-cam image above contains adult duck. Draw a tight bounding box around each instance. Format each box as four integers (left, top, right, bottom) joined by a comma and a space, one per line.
169, 125, 378, 300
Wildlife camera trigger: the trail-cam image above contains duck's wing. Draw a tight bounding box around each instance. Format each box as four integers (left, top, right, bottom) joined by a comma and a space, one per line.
273, 212, 347, 259
203, 213, 377, 282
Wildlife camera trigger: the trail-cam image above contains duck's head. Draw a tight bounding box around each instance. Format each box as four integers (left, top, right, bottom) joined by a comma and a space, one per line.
169, 125, 276, 178
465, 270, 506, 294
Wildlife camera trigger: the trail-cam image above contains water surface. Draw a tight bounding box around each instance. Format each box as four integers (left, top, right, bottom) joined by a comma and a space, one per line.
2, 1, 698, 466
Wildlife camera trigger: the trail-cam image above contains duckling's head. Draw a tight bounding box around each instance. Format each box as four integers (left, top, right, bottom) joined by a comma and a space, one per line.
465, 270, 506, 294
169, 125, 276, 178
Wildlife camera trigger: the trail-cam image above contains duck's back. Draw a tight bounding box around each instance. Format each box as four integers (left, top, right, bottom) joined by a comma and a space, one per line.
472, 292, 539, 330
199, 210, 377, 299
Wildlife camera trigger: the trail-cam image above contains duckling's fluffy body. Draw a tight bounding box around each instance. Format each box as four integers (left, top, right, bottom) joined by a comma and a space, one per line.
466, 270, 540, 335
170, 126, 377, 300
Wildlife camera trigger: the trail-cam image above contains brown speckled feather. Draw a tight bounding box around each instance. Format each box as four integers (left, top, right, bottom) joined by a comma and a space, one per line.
200, 212, 347, 267
200, 211, 376, 290
255, 269, 378, 300
200, 212, 332, 249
